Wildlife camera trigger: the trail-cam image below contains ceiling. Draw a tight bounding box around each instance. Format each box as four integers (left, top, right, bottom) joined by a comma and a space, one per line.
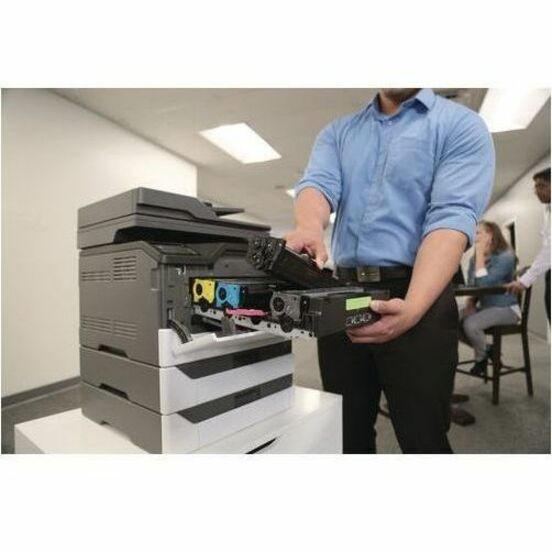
53, 88, 550, 234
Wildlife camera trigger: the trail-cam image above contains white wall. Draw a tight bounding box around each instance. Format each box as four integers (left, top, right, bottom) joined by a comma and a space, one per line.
472, 156, 550, 339
1, 89, 197, 397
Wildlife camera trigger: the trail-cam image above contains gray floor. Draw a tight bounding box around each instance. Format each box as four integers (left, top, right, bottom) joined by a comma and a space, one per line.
2, 334, 550, 454
293, 333, 551, 454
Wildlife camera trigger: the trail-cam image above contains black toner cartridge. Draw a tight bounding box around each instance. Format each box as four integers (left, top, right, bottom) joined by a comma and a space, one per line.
269, 287, 390, 336
247, 236, 345, 289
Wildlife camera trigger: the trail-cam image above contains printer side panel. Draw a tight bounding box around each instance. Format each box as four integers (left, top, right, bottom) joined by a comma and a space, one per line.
79, 240, 270, 366
79, 247, 162, 365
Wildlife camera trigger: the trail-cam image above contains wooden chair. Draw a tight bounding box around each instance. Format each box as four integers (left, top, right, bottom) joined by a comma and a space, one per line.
457, 284, 533, 405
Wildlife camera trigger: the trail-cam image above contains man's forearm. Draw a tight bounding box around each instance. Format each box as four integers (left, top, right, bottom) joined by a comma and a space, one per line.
519, 240, 551, 288
405, 229, 467, 322
295, 188, 331, 231
285, 188, 332, 267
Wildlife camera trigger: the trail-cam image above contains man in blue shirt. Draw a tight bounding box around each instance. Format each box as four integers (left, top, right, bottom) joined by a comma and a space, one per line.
286, 88, 495, 453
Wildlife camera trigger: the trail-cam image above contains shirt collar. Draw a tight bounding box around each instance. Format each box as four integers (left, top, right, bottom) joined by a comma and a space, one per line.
411, 88, 436, 110
368, 88, 436, 119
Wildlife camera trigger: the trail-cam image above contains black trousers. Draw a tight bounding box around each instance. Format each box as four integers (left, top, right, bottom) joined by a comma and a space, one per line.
318, 280, 458, 454
545, 269, 550, 323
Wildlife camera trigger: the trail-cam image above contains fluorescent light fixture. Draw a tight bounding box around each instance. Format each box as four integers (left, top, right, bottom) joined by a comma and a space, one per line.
199, 123, 281, 164
479, 88, 550, 133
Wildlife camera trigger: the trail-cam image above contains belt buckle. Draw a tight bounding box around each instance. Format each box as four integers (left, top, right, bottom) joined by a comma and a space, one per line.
356, 266, 380, 283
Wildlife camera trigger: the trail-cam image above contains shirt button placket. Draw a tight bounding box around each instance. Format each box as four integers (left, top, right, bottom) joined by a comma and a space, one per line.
358, 120, 392, 262
371, 122, 393, 202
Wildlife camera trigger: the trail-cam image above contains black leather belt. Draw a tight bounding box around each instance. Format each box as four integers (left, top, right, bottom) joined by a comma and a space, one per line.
337, 265, 413, 283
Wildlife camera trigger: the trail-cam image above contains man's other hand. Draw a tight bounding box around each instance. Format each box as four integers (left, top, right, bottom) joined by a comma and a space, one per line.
346, 298, 420, 344
505, 280, 526, 294
283, 226, 328, 269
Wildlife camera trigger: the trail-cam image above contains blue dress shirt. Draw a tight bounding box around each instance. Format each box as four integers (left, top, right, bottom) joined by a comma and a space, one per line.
295, 89, 495, 267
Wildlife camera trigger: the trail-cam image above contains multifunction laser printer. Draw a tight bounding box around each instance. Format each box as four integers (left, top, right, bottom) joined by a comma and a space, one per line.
78, 188, 294, 453
78, 188, 386, 453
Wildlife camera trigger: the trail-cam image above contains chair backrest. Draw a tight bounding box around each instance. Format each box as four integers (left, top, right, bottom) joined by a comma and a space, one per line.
517, 266, 532, 329
520, 286, 532, 329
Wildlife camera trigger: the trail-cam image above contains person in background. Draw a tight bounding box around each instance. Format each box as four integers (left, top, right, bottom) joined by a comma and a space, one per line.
505, 167, 550, 322
461, 221, 519, 375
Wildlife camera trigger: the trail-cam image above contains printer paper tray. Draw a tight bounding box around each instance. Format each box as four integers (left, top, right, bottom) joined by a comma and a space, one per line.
158, 327, 289, 367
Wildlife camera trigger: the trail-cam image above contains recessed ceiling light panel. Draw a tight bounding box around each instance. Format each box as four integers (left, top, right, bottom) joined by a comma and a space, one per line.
479, 88, 550, 133
199, 123, 281, 164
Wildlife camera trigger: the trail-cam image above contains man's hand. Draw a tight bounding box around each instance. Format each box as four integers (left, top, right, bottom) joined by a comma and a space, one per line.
284, 226, 328, 269
346, 298, 421, 344
505, 280, 526, 295
347, 228, 467, 345
286, 187, 332, 269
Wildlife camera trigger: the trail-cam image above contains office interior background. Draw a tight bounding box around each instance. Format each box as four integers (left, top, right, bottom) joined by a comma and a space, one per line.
1, 88, 550, 453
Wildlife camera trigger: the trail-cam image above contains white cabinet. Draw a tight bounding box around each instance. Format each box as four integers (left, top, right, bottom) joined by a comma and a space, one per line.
14, 386, 342, 454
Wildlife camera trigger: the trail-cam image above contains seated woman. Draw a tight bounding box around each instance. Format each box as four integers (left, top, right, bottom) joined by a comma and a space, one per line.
461, 220, 520, 375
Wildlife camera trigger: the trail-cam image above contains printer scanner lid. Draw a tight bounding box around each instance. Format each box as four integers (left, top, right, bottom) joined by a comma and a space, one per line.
78, 188, 270, 249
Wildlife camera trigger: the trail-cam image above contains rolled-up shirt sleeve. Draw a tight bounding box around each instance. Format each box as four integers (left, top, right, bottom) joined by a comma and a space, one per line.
294, 122, 342, 213
422, 112, 495, 246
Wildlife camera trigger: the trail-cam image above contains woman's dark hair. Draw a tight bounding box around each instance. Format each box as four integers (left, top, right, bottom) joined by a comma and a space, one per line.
479, 220, 511, 254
